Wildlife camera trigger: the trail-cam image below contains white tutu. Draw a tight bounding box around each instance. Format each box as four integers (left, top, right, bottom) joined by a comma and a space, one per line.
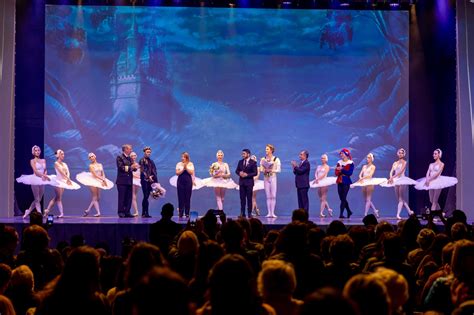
16, 174, 54, 186
310, 176, 337, 188
351, 177, 387, 188
49, 175, 81, 190
75, 172, 114, 190
380, 176, 418, 187
169, 175, 204, 190
133, 178, 142, 187
415, 176, 458, 190
236, 179, 264, 191
201, 177, 238, 189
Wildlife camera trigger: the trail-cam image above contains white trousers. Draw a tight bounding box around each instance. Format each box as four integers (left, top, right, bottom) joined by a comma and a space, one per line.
264, 175, 277, 216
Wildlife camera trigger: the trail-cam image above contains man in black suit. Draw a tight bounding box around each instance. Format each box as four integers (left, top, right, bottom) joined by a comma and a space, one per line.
139, 146, 157, 218
292, 150, 310, 212
116, 144, 138, 218
235, 149, 258, 218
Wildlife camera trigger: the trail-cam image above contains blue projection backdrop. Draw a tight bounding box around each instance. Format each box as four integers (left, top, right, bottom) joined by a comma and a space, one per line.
44, 6, 409, 216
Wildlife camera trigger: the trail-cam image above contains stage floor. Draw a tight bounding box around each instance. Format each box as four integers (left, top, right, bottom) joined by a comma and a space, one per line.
1, 215, 412, 226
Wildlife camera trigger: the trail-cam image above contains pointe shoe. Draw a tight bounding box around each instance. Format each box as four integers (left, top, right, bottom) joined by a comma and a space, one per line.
319, 213, 326, 218
256, 208, 261, 216
23, 209, 32, 219
83, 210, 89, 217
396, 216, 402, 220
93, 213, 101, 217
408, 210, 414, 216
132, 212, 138, 217
328, 209, 333, 217
43, 209, 50, 217
374, 209, 380, 218
57, 214, 64, 218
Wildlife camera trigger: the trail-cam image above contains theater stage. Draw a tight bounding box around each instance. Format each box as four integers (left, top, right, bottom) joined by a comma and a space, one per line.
1, 215, 438, 255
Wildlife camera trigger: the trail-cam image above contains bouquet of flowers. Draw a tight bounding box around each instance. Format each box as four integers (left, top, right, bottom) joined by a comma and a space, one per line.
209, 163, 221, 177
150, 183, 167, 199
262, 159, 274, 177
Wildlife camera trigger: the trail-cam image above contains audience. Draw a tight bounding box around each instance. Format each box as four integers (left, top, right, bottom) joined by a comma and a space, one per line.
372, 267, 409, 315
300, 287, 357, 315
4, 265, 38, 315
35, 246, 109, 315
130, 267, 190, 315
0, 295, 16, 315
0, 263, 12, 294
16, 225, 62, 290
0, 225, 19, 268
270, 222, 324, 298
168, 230, 199, 282
343, 273, 391, 315
149, 203, 182, 258
112, 242, 165, 315
258, 260, 302, 315
197, 254, 275, 315
0, 205, 473, 315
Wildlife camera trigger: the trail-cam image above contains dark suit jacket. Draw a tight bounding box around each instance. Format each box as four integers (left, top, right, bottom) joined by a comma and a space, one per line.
116, 153, 134, 185
293, 159, 310, 188
235, 159, 258, 186
139, 157, 158, 183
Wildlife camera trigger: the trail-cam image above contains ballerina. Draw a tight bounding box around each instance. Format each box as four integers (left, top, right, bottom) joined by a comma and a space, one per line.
415, 149, 458, 211
311, 154, 337, 218
351, 153, 387, 218
76, 152, 114, 217
45, 149, 80, 218
16, 145, 53, 219
130, 152, 141, 217
380, 148, 416, 219
202, 150, 238, 210
260, 144, 281, 218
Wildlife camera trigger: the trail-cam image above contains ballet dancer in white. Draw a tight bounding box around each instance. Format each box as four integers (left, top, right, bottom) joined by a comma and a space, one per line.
45, 149, 80, 218
415, 149, 457, 210
381, 148, 416, 219
16, 145, 52, 219
202, 150, 238, 210
351, 153, 386, 217
260, 144, 281, 218
311, 154, 337, 218
76, 152, 114, 217
130, 151, 141, 217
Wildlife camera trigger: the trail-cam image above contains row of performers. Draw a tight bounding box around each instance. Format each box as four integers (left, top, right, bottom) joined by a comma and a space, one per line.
16, 145, 457, 219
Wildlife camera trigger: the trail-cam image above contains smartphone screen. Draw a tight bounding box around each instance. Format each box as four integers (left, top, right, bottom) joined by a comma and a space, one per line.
46, 214, 54, 226
189, 211, 198, 223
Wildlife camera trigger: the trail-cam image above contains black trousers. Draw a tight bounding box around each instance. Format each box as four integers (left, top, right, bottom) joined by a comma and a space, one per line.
117, 184, 132, 216
141, 180, 153, 215
337, 183, 352, 217
240, 184, 253, 217
177, 184, 192, 217
297, 187, 309, 212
